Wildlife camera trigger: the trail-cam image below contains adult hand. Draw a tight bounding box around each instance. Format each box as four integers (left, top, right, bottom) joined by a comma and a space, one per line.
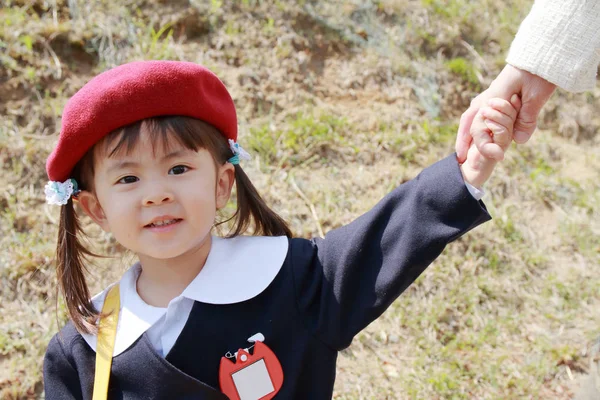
455, 64, 557, 163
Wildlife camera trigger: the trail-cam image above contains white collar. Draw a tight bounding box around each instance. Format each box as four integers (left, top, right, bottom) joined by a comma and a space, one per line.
81, 235, 289, 355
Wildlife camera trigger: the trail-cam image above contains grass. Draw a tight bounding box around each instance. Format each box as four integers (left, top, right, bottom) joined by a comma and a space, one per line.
445, 57, 480, 86
248, 111, 352, 167
1, 0, 599, 399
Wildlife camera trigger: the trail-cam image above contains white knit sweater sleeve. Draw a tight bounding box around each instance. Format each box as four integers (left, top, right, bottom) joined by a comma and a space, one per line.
506, 0, 600, 92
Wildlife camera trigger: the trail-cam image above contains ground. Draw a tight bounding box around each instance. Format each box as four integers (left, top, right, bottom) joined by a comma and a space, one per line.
0, 0, 599, 399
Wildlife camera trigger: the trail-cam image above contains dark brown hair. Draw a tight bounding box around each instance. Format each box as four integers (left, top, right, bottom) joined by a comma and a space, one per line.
57, 116, 291, 334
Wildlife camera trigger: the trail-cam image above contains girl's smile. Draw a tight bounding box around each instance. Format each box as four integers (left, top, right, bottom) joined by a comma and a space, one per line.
144, 215, 183, 227
144, 216, 183, 232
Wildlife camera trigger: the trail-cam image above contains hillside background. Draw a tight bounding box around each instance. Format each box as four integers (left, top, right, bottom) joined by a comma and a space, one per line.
1, 0, 599, 398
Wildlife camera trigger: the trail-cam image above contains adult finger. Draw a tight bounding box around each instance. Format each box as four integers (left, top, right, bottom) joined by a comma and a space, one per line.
509, 93, 522, 113
456, 103, 479, 163
513, 72, 556, 143
513, 101, 540, 144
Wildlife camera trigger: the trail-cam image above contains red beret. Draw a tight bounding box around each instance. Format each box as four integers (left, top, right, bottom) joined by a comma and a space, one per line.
46, 60, 237, 182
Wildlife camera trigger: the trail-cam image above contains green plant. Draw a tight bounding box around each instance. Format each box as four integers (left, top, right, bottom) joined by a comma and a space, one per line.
445, 57, 480, 85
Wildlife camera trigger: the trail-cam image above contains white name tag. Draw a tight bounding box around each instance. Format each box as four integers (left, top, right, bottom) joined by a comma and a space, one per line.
231, 359, 275, 400
219, 336, 284, 400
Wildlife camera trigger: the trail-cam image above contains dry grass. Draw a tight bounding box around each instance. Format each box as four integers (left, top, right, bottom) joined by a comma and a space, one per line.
1, 0, 599, 398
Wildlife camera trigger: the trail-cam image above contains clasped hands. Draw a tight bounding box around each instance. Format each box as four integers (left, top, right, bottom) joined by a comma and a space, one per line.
457, 64, 557, 188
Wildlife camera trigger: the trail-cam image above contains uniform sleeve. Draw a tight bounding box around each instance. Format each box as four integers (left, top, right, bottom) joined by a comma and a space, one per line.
290, 154, 491, 350
44, 334, 84, 400
506, 0, 600, 92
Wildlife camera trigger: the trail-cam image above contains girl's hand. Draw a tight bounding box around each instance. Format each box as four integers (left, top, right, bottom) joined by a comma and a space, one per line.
460, 94, 522, 188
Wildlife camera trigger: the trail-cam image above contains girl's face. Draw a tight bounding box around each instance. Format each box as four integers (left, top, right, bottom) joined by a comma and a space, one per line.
77, 125, 234, 261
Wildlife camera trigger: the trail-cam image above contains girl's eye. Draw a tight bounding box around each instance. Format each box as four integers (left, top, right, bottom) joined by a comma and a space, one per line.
169, 165, 189, 175
117, 176, 139, 184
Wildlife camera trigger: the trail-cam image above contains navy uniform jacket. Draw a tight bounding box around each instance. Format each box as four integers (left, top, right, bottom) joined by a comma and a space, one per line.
44, 155, 491, 399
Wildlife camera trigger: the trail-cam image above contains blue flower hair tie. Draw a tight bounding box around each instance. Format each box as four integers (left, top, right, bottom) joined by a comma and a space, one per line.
228, 139, 251, 165
45, 178, 80, 206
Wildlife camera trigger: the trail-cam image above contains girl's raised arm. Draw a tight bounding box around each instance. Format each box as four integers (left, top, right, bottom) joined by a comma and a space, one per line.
289, 154, 491, 350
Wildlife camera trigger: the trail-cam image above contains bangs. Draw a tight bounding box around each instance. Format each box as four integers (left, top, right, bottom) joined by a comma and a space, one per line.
74, 116, 231, 191
101, 116, 219, 159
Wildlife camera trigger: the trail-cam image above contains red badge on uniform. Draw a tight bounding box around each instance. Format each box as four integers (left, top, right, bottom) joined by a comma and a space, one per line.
219, 333, 283, 400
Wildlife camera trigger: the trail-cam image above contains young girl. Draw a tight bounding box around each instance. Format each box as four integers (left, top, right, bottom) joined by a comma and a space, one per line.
43, 60, 520, 400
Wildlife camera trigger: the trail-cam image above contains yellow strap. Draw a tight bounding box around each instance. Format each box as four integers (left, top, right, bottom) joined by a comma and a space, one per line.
92, 284, 120, 400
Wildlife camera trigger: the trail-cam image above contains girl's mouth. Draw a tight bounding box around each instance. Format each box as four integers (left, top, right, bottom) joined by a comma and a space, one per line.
145, 218, 182, 229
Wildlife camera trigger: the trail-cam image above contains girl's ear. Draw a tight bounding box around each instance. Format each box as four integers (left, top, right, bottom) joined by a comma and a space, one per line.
216, 162, 235, 210
77, 191, 111, 232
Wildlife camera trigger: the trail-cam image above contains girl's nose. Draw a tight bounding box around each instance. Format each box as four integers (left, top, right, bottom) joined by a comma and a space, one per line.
142, 187, 174, 206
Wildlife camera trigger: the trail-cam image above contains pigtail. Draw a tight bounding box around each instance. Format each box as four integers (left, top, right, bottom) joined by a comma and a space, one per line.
56, 198, 100, 335
223, 165, 292, 238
